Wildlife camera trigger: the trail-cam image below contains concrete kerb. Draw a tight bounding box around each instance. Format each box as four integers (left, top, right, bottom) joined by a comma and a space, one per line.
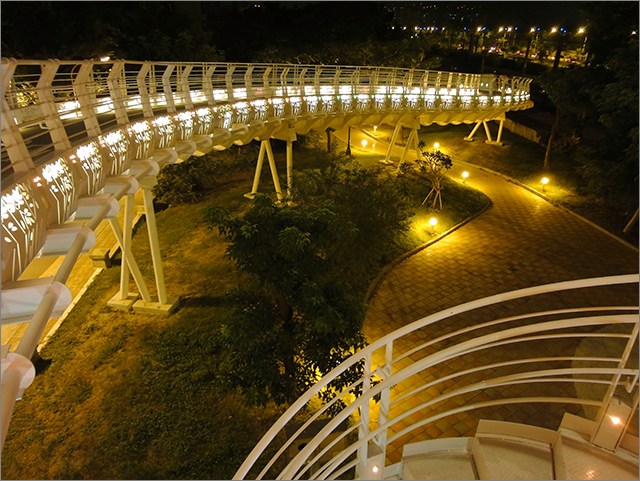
456, 160, 640, 254
363, 197, 493, 305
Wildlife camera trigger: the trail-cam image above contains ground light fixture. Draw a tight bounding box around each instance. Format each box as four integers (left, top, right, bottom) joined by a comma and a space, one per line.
361, 139, 368, 148
433, 142, 440, 150
541, 177, 549, 192
372, 466, 379, 474
462, 171, 469, 183
429, 217, 438, 236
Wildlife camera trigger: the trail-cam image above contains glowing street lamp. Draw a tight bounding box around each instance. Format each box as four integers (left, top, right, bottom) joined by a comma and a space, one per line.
361, 139, 368, 148
551, 27, 558, 33
462, 171, 469, 183
541, 177, 549, 192
433, 142, 440, 151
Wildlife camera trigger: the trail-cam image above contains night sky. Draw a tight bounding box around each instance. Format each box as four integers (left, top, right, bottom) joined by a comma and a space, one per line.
478, 2, 585, 30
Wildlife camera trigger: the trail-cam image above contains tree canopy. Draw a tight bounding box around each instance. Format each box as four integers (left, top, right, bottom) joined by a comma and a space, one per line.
203, 155, 412, 406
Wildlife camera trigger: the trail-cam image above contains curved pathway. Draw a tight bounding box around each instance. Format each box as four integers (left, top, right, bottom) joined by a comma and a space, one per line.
339, 127, 639, 463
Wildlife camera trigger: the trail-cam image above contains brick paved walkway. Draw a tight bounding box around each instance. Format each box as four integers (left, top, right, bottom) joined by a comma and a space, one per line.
345, 129, 640, 464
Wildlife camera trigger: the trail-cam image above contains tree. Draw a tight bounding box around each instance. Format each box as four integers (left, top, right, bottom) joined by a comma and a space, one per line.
406, 141, 453, 210
537, 68, 593, 171
204, 195, 367, 406
203, 155, 412, 407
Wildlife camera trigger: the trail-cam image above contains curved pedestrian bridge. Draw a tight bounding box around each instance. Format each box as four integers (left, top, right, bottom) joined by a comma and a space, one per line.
0, 59, 532, 446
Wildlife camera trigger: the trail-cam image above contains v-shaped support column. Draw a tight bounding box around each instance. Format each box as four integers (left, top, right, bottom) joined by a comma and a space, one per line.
395, 127, 421, 173
381, 124, 402, 165
245, 139, 284, 202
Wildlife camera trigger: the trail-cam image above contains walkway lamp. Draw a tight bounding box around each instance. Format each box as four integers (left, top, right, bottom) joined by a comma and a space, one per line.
541, 177, 549, 192
429, 217, 438, 235
433, 142, 440, 151
462, 171, 469, 183
361, 139, 368, 148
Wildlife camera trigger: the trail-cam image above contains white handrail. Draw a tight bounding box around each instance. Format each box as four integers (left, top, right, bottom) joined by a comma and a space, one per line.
234, 274, 639, 480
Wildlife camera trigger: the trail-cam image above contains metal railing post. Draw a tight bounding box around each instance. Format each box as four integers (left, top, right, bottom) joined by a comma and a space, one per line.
36, 60, 71, 152
356, 352, 372, 479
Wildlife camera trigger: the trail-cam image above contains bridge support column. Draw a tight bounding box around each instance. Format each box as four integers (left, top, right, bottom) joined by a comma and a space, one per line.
464, 118, 506, 146
395, 127, 420, 173
245, 140, 284, 202
131, 178, 179, 315
486, 118, 505, 146
464, 121, 483, 141
381, 124, 402, 165
107, 193, 149, 310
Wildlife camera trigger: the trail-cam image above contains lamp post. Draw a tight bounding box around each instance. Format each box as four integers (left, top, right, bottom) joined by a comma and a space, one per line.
523, 28, 535, 73
346, 126, 351, 156
541, 177, 549, 192
429, 217, 438, 236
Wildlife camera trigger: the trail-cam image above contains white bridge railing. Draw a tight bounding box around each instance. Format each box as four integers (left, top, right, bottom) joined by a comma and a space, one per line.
1, 59, 534, 286
234, 275, 639, 480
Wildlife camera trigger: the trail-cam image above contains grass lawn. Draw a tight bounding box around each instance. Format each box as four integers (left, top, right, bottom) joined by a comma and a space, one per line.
1, 141, 488, 480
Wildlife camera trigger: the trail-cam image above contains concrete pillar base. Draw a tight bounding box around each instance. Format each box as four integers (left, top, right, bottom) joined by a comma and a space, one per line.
133, 296, 180, 315
243, 192, 256, 199
89, 248, 112, 268
379, 159, 394, 165
107, 293, 139, 311
463, 137, 475, 142
485, 140, 504, 146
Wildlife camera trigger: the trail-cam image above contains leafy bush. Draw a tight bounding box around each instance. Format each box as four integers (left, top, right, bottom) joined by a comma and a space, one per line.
153, 144, 258, 207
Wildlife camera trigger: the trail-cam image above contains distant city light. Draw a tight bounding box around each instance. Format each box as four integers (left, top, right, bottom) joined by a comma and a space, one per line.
551, 27, 558, 33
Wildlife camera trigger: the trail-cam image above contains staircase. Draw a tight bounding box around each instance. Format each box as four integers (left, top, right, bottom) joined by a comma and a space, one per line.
385, 417, 639, 480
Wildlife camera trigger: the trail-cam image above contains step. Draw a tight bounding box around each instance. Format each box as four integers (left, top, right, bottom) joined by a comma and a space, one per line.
472, 436, 554, 480
401, 438, 477, 480
553, 428, 639, 480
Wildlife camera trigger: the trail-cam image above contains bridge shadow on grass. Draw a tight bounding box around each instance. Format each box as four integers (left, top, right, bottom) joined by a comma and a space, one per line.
180, 294, 234, 309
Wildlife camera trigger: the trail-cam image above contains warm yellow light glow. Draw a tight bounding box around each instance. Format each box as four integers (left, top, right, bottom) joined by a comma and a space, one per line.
372, 465, 379, 473
433, 142, 440, 149
551, 27, 558, 33
499, 27, 504, 32
610, 416, 622, 425
530, 27, 536, 33
507, 27, 512, 32
361, 139, 368, 147
578, 27, 585, 34
429, 217, 438, 226
373, 125, 377, 131
100, 56, 111, 62
541, 177, 549, 185
462, 171, 469, 180
477, 27, 482, 32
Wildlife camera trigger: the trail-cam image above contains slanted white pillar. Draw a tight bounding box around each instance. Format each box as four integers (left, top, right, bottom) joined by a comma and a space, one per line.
464, 121, 483, 141
382, 124, 402, 164
141, 179, 168, 305
120, 194, 135, 300
245, 140, 283, 202
124, 176, 179, 315
396, 127, 420, 172
482, 121, 494, 142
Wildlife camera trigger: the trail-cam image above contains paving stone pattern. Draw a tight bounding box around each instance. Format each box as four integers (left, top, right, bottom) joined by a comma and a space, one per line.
362, 160, 639, 464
